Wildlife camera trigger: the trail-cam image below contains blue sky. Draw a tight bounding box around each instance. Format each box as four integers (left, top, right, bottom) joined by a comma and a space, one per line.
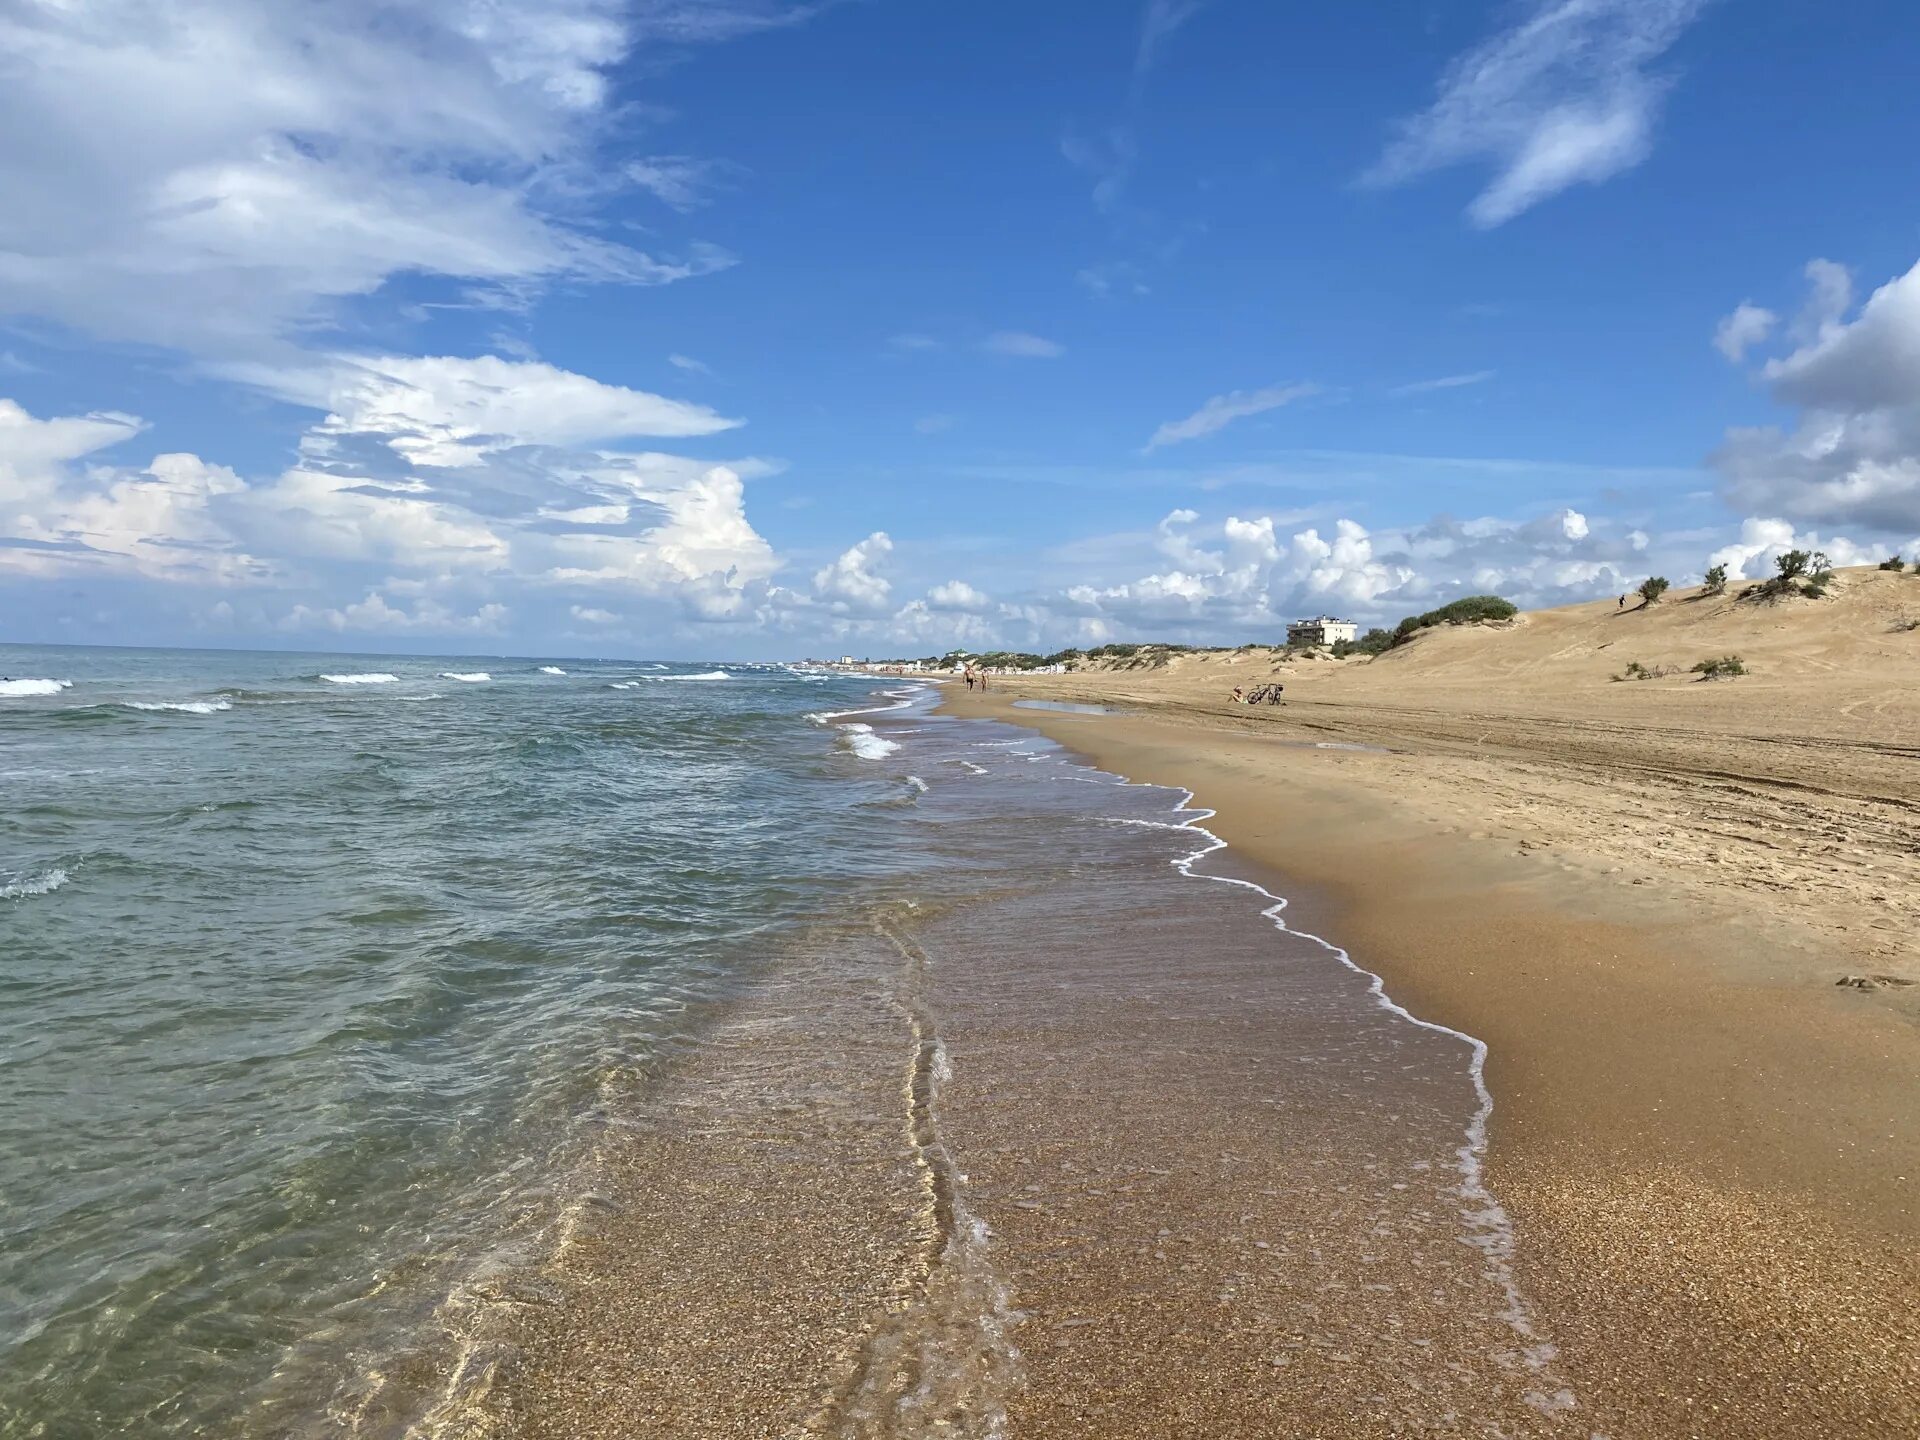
3, 0, 1919, 658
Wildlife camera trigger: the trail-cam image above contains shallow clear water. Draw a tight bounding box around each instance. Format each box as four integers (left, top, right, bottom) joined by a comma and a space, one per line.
1, 647, 1545, 1438
0, 646, 922, 1436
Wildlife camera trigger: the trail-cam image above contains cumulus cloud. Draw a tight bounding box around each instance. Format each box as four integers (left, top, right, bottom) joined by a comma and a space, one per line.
0, 399, 262, 582
926, 579, 992, 612
813, 532, 894, 613
1362, 0, 1707, 227
0, 354, 780, 634
1146, 382, 1320, 450
0, 0, 752, 356
1705, 516, 1885, 582
1713, 302, 1777, 363
283, 591, 508, 634
1712, 256, 1920, 532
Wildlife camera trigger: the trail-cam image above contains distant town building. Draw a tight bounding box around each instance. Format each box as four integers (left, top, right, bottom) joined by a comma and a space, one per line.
1286, 615, 1358, 647
838, 655, 855, 666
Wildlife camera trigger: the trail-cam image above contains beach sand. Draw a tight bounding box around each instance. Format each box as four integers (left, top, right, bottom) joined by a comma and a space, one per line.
936, 568, 1920, 1434
468, 571, 1918, 1437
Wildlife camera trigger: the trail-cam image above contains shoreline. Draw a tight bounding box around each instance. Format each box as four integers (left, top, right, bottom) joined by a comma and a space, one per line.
941, 679, 1920, 1434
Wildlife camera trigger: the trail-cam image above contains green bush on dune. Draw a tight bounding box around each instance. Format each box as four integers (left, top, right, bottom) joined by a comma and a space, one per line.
1387, 596, 1517, 647
1636, 576, 1671, 604
1702, 563, 1728, 595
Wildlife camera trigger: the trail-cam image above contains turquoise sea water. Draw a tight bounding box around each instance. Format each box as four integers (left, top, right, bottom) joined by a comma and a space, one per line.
0, 645, 922, 1436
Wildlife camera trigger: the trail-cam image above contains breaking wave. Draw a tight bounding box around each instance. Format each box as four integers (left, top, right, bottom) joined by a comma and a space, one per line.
2, 867, 69, 899
321, 673, 399, 686
837, 722, 900, 760
646, 670, 731, 682
127, 700, 232, 715
439, 672, 492, 683
538, 666, 567, 676
0, 678, 72, 698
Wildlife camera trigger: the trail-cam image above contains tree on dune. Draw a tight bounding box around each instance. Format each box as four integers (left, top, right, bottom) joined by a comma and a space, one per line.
1637, 576, 1670, 605
1702, 563, 1728, 595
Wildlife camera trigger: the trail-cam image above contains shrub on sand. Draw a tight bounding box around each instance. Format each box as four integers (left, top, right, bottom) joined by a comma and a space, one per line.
1691, 654, 1747, 680
1880, 555, 1906, 571
1611, 660, 1679, 682
1702, 563, 1728, 595
1636, 576, 1670, 605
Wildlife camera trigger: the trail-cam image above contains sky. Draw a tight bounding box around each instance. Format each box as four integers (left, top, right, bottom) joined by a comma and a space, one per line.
4, 0, 1920, 659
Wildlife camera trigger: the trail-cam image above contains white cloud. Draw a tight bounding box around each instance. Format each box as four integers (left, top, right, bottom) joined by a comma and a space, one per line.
1705, 517, 1883, 581
1146, 382, 1320, 450
1362, 0, 1707, 227
1136, 0, 1207, 76
1713, 302, 1777, 362
981, 331, 1066, 359
1390, 370, 1495, 396
926, 579, 991, 612
1075, 261, 1150, 299
813, 532, 894, 614
0, 0, 747, 356
570, 604, 618, 623
283, 590, 508, 635
1, 351, 780, 619
1713, 257, 1920, 532
286, 353, 741, 468
626, 155, 733, 211
669, 353, 713, 375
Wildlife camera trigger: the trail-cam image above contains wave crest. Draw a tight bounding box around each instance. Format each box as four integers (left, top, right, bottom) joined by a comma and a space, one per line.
127, 699, 232, 715
2, 867, 69, 899
321, 673, 399, 685
0, 678, 72, 698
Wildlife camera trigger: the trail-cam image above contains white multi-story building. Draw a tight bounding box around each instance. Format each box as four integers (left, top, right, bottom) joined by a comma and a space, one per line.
1286, 615, 1358, 647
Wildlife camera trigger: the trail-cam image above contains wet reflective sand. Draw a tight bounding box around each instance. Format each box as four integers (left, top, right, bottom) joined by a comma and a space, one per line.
467, 699, 1599, 1437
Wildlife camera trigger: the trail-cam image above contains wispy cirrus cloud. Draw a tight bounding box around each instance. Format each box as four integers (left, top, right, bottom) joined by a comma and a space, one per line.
1390, 370, 1494, 396
980, 331, 1066, 359
1146, 382, 1321, 451
1135, 0, 1207, 81
1361, 0, 1710, 227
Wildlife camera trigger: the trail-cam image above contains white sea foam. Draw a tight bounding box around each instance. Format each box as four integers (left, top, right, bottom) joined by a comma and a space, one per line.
644, 670, 731, 682
321, 672, 399, 685
837, 722, 900, 760
538, 666, 567, 675
2, 867, 68, 899
906, 775, 930, 792
0, 678, 72, 698
439, 672, 492, 683
127, 699, 232, 715
609, 681, 640, 690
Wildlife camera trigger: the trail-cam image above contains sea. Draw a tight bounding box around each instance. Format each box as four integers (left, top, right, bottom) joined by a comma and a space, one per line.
0, 644, 1570, 1438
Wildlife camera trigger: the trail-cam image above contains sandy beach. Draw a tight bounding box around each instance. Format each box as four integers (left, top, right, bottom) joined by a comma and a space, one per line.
439, 571, 1920, 1439
939, 567, 1920, 1434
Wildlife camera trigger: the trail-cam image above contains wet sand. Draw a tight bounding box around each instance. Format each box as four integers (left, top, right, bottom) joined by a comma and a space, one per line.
944, 680, 1920, 1436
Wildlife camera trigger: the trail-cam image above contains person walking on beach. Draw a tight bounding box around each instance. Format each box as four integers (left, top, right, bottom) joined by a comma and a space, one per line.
964, 669, 975, 691
1618, 594, 1626, 609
